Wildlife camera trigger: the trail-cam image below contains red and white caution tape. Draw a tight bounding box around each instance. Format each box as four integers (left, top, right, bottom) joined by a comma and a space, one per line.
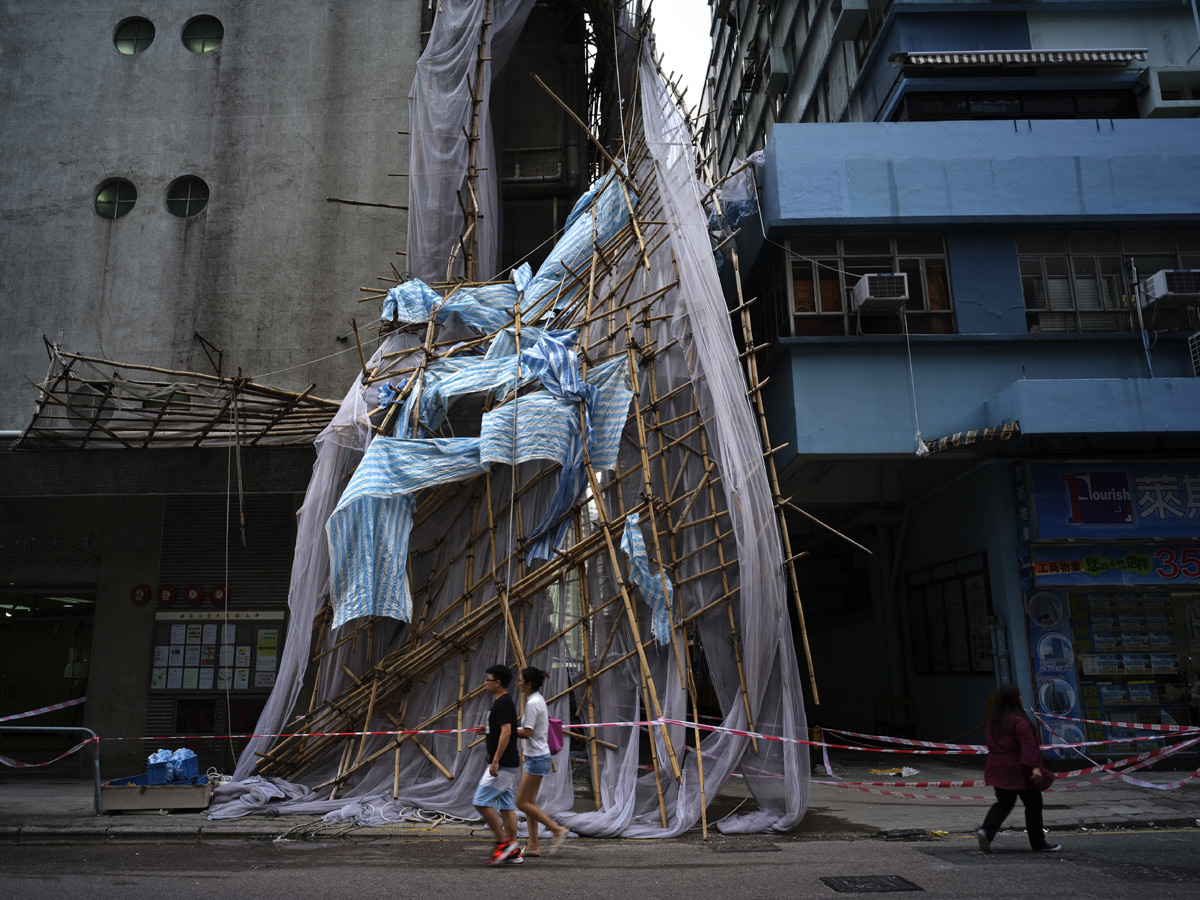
821, 727, 986, 754
0, 696, 87, 723
0, 738, 96, 769
1038, 712, 1200, 735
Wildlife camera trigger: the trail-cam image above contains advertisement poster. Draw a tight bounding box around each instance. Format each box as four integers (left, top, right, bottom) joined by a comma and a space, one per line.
1031, 543, 1200, 587
198, 668, 215, 690
202, 624, 218, 645
1027, 590, 1083, 758
150, 668, 167, 689
168, 645, 184, 667
153, 645, 169, 667
217, 668, 232, 690
256, 629, 278, 672
234, 668, 250, 690
167, 667, 183, 690
1031, 462, 1200, 540
170, 623, 187, 645
185, 623, 203, 645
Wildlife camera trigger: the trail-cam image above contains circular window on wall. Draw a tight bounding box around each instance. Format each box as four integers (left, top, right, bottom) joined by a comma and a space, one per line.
182, 16, 223, 53
114, 18, 155, 55
95, 179, 137, 219
166, 176, 210, 217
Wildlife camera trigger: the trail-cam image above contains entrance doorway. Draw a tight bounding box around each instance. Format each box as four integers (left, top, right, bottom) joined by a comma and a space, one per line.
0, 588, 94, 772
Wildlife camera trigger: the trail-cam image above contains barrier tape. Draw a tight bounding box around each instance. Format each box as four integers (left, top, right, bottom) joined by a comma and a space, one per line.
822, 727, 986, 754
0, 696, 87, 723
0, 738, 96, 769
1038, 712, 1200, 735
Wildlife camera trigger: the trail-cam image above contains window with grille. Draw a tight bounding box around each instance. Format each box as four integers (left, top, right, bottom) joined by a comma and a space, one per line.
1018, 230, 1200, 334
784, 233, 954, 336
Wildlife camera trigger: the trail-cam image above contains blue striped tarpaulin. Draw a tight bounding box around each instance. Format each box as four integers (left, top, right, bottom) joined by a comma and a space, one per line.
326, 437, 490, 628
620, 511, 673, 644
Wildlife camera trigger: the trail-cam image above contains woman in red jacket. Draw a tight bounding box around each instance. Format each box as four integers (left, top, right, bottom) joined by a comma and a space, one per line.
976, 684, 1062, 853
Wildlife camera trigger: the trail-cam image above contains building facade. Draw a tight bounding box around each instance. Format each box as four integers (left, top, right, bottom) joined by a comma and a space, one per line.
0, 2, 423, 773
707, 0, 1200, 751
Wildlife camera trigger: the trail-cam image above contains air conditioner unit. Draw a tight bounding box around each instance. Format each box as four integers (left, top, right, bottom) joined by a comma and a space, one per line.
831, 0, 870, 42
1140, 269, 1200, 309
762, 47, 790, 95
851, 273, 910, 314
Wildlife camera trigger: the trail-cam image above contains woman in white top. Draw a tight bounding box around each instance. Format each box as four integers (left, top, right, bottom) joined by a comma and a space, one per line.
515, 666, 569, 856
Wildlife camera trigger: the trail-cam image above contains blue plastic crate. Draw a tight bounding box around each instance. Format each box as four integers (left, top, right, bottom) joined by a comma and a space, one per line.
147, 761, 168, 784
172, 755, 199, 782
104, 772, 208, 788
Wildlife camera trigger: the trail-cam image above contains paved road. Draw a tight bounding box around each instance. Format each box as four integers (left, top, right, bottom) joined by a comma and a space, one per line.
2, 828, 1199, 900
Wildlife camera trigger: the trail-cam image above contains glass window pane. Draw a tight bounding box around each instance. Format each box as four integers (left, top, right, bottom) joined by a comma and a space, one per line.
925, 261, 951, 311
1173, 230, 1200, 253
1121, 230, 1172, 254
895, 233, 944, 255
1068, 231, 1119, 254
841, 234, 891, 256
1016, 231, 1064, 254
899, 260, 925, 310
791, 235, 837, 256
818, 271, 842, 312
792, 261, 816, 313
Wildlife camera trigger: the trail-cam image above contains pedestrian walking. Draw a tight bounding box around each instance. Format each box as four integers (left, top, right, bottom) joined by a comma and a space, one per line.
473, 664, 523, 866
515, 666, 570, 856
976, 684, 1061, 853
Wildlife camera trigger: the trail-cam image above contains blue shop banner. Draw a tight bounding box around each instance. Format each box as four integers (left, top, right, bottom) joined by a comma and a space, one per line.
1031, 462, 1200, 540
1031, 543, 1200, 586
1026, 590, 1083, 759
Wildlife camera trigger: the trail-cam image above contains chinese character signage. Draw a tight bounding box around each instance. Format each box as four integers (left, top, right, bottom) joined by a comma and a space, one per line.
1031, 544, 1200, 586
1031, 463, 1200, 539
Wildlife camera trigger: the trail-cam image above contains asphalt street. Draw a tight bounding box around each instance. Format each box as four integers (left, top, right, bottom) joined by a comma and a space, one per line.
2, 828, 1199, 900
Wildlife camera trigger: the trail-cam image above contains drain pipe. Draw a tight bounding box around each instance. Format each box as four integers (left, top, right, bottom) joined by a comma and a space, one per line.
1129, 259, 1155, 379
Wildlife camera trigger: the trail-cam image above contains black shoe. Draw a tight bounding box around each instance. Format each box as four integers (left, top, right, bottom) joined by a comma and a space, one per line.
1033, 843, 1062, 852
975, 828, 992, 854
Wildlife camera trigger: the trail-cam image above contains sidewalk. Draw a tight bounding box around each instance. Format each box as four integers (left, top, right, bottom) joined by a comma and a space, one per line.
3, 752, 1197, 844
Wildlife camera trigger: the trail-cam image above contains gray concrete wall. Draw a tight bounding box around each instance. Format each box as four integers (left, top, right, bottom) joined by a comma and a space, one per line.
0, 1, 422, 430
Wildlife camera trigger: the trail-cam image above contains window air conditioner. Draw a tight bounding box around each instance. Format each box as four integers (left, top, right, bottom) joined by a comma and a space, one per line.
1140, 269, 1200, 310
763, 47, 790, 95
851, 273, 910, 314
831, 0, 870, 42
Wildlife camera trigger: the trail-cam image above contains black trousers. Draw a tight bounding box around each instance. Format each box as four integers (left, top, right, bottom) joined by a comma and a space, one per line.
980, 787, 1047, 849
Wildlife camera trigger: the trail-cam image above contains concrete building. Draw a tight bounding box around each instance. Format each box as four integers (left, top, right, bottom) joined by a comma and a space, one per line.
0, 2, 423, 773
0, 0, 594, 777
707, 0, 1200, 752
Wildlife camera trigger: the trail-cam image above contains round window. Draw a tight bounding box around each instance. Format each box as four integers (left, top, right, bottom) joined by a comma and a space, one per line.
95, 179, 137, 220
182, 16, 223, 53
166, 176, 210, 217
114, 18, 155, 55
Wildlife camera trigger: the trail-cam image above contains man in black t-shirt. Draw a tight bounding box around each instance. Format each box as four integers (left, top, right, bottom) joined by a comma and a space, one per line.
473, 664, 522, 865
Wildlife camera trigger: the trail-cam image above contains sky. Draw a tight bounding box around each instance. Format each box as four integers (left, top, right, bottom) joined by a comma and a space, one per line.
648, 0, 713, 110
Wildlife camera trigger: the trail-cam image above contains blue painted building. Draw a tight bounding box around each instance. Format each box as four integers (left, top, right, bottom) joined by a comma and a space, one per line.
707, 0, 1200, 750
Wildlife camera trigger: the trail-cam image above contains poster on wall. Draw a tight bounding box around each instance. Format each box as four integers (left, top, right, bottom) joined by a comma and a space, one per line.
1027, 589, 1084, 759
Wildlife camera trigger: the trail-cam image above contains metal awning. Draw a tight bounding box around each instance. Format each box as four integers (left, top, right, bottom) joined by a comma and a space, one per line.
922, 421, 1021, 456
890, 49, 1148, 68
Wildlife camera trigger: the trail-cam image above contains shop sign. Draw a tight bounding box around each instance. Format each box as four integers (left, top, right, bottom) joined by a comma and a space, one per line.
1031, 543, 1200, 586
1031, 462, 1200, 540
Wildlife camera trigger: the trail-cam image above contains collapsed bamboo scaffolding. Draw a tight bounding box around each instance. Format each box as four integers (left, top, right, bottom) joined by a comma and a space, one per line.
231, 4, 817, 835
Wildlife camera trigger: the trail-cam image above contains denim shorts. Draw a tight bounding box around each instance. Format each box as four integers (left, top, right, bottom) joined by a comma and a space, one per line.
524, 753, 553, 776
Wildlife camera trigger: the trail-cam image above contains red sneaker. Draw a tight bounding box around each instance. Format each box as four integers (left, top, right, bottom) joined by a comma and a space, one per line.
488, 840, 517, 866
